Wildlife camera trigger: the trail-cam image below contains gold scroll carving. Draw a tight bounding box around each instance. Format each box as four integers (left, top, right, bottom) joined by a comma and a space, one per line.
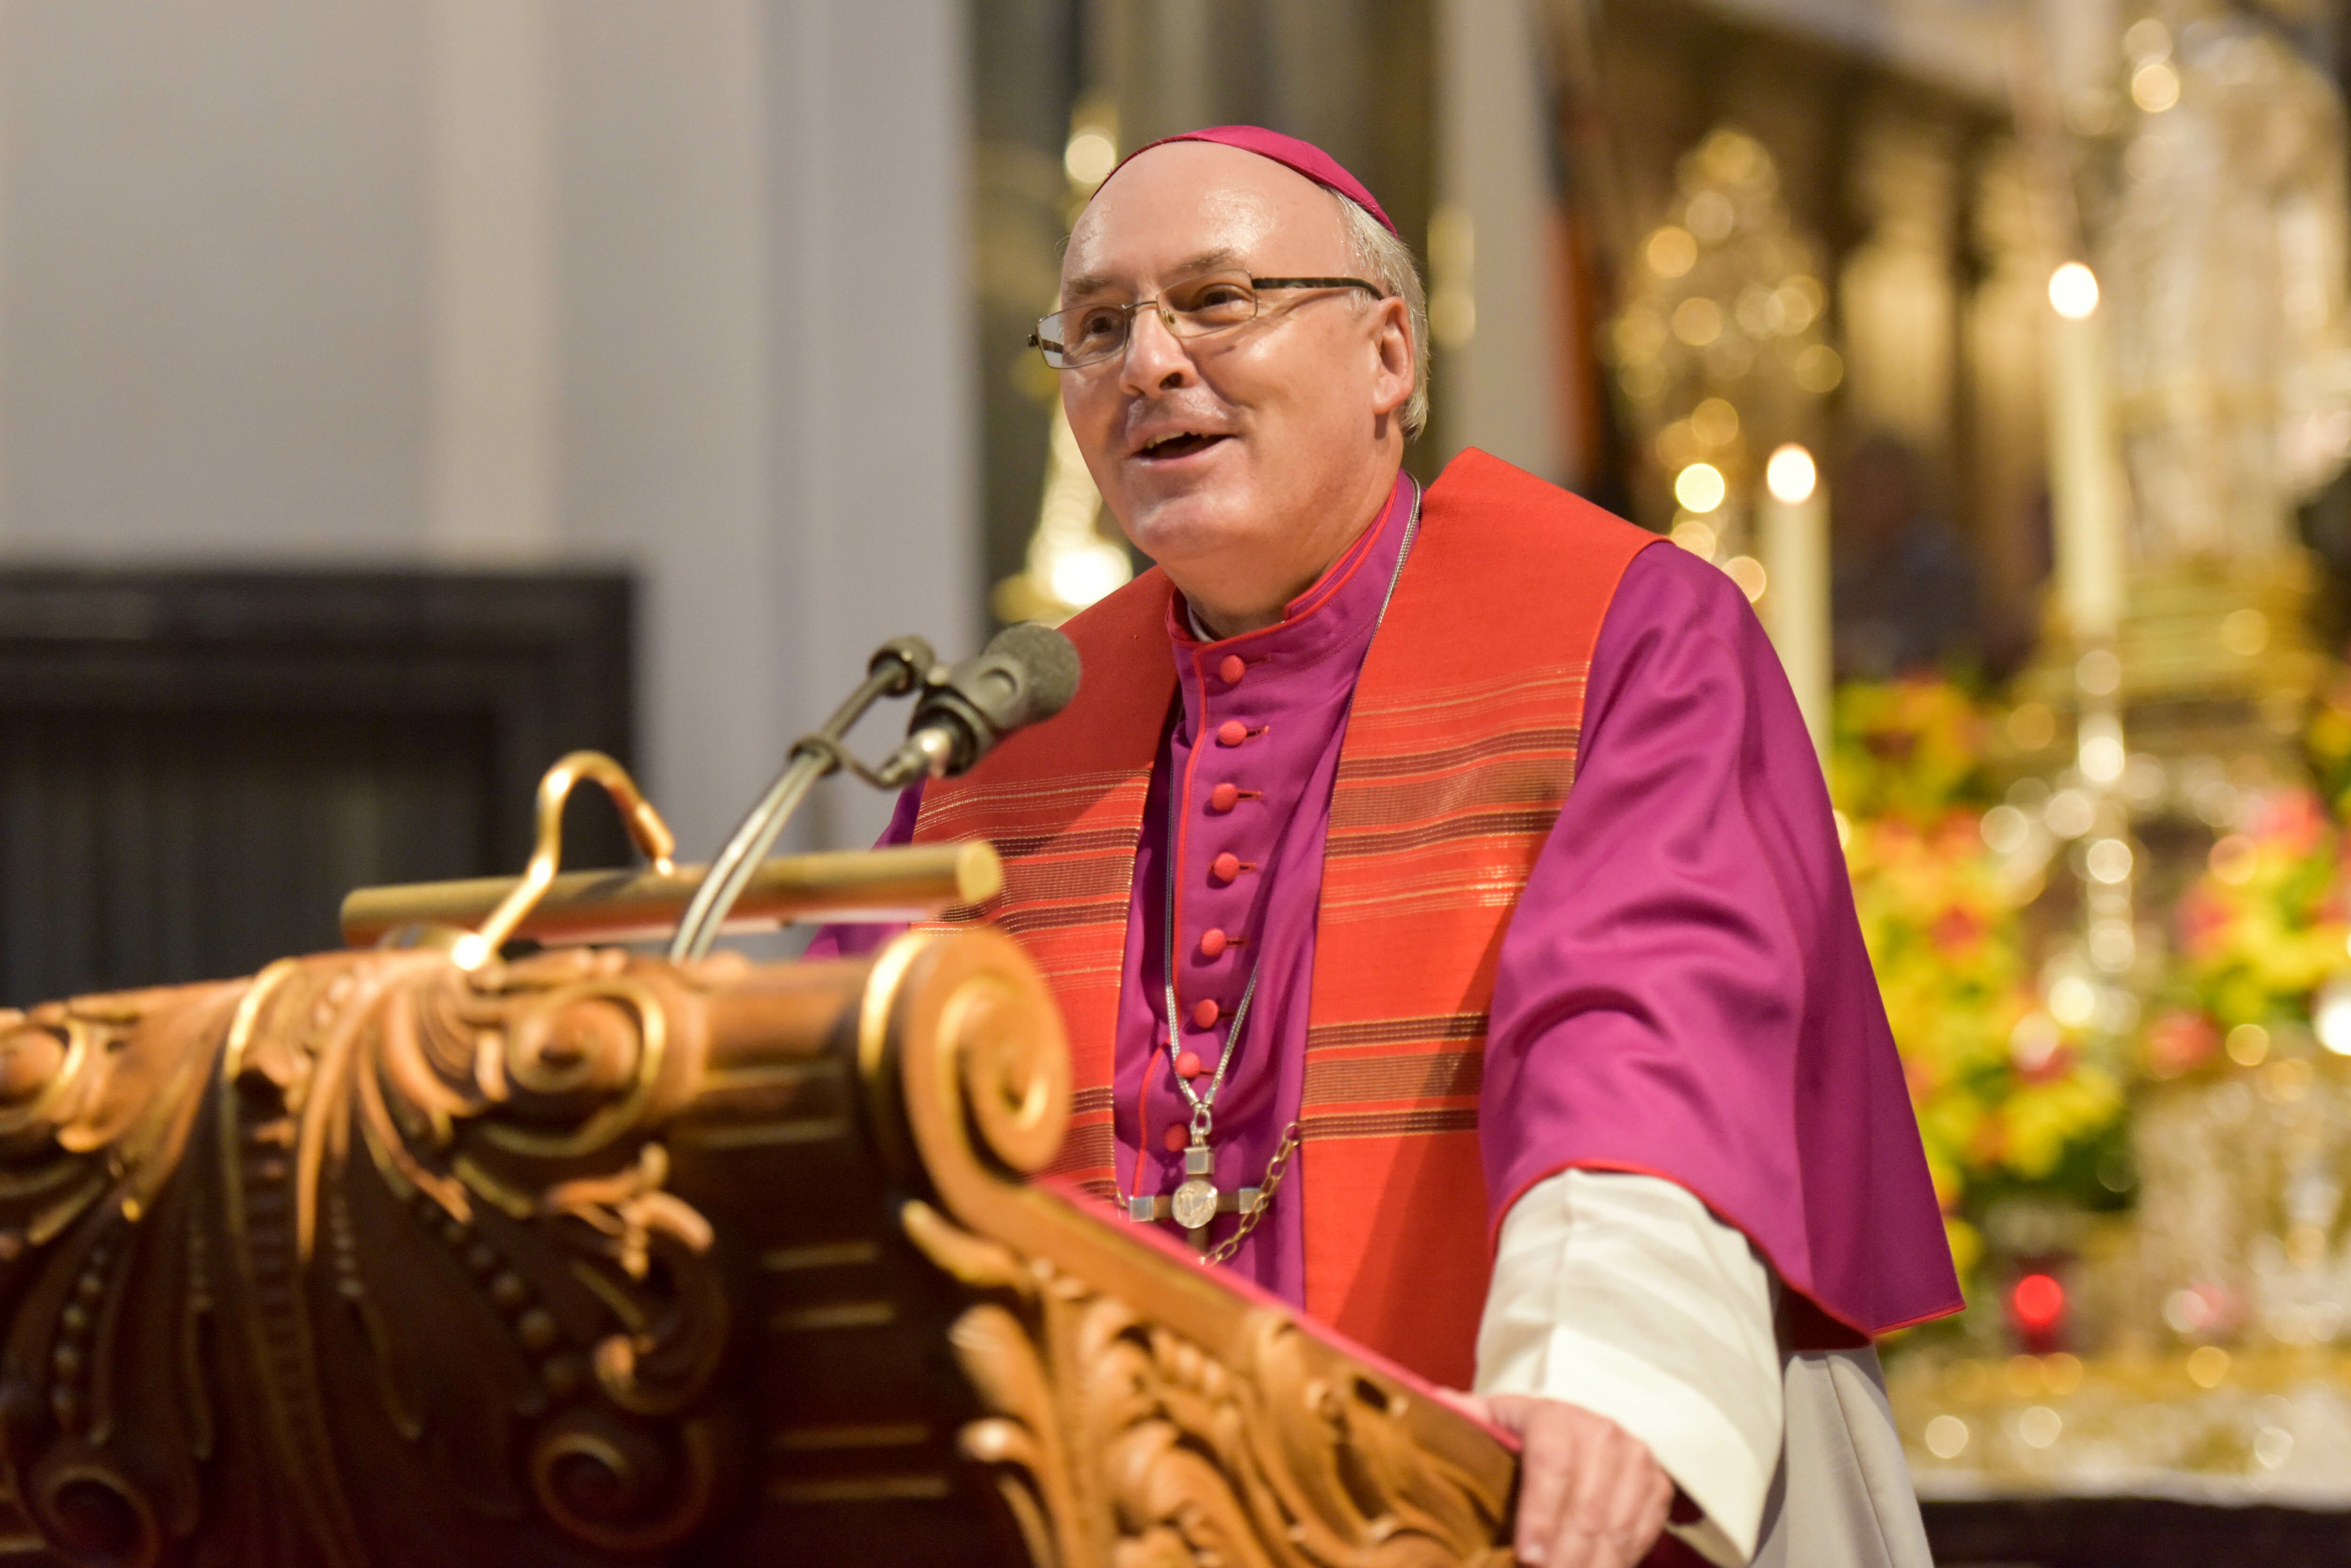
0, 911, 1512, 1565
868, 931, 1517, 1568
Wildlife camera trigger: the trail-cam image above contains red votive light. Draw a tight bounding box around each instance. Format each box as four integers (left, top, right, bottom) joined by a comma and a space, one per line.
2012, 1273, 2065, 1333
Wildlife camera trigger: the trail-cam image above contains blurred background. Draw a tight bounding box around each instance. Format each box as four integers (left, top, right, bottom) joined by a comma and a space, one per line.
9, 2, 2351, 1556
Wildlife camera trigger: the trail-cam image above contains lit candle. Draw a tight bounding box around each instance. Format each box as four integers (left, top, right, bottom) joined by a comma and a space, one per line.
1760, 442, 1830, 759
2045, 262, 2123, 644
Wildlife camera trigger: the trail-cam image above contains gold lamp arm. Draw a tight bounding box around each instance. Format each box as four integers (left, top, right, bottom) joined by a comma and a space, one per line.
451, 751, 678, 972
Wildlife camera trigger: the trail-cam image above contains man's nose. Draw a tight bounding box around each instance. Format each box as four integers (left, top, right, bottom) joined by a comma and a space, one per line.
1119, 306, 1196, 392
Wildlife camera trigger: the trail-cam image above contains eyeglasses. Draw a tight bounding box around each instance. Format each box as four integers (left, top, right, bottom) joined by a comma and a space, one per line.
1031, 274, 1386, 369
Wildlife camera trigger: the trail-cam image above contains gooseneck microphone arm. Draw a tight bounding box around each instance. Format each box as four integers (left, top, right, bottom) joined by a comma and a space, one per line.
667, 636, 936, 962
664, 622, 1081, 964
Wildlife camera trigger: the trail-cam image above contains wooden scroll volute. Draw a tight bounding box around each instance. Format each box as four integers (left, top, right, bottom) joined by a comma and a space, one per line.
0, 925, 1511, 1567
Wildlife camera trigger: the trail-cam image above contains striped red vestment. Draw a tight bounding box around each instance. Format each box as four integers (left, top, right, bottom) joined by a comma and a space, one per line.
913, 449, 1654, 1385
909, 575, 1176, 1200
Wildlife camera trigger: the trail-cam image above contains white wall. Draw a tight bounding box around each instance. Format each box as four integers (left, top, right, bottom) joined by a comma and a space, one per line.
765, 0, 977, 851
0, 0, 977, 859
3, 5, 433, 558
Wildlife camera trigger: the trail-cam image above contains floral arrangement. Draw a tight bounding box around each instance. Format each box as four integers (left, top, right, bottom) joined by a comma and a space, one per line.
2149, 785, 2349, 1076
1832, 678, 2125, 1279
2304, 671, 2351, 820
1838, 669, 2351, 1279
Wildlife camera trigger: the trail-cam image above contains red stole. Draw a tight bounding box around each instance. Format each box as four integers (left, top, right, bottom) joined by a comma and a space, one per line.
912, 449, 1653, 1385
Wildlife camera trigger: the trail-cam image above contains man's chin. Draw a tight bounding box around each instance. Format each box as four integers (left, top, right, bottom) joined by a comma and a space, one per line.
1119, 491, 1260, 566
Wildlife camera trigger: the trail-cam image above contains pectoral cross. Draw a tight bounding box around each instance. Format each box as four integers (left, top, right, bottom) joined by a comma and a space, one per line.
1127, 1142, 1261, 1253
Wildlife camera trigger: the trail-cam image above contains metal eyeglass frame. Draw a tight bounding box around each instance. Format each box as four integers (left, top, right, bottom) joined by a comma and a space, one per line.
1030, 276, 1386, 369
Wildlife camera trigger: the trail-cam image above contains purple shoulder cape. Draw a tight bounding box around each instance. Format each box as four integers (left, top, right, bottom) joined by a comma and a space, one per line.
1480, 544, 1961, 1337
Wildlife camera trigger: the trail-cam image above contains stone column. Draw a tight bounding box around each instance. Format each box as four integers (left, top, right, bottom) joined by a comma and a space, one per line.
1433, 0, 1565, 483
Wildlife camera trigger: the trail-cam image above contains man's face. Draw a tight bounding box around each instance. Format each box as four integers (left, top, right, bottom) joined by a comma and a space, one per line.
1057, 143, 1411, 583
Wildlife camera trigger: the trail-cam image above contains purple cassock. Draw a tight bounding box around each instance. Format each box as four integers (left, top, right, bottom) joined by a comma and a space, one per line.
813, 477, 1960, 1338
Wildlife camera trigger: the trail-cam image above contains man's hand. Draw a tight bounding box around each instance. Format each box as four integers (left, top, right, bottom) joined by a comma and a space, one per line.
1449, 1392, 1675, 1568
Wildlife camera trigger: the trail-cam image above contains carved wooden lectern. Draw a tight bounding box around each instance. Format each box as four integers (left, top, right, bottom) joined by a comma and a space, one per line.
0, 768, 1515, 1566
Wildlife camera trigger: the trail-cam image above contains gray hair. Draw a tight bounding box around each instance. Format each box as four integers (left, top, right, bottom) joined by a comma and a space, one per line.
1334, 191, 1430, 441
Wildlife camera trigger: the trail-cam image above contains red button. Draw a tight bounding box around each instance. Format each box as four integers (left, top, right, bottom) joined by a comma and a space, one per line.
1218, 654, 1247, 684
1209, 782, 1239, 812
1210, 852, 1241, 883
1199, 928, 1229, 959
1175, 1049, 1202, 1078
1163, 1125, 1187, 1152
1191, 998, 1221, 1029
1216, 719, 1248, 746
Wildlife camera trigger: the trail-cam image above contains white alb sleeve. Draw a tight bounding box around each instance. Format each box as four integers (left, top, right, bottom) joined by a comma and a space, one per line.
1474, 1168, 1783, 1567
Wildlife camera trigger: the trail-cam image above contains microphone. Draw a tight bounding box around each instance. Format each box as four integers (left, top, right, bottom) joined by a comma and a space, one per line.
877, 622, 1081, 787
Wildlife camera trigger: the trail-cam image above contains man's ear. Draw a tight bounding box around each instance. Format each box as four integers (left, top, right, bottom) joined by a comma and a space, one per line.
1369, 296, 1413, 419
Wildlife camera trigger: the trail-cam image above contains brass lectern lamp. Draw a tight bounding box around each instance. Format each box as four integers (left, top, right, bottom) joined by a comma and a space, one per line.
0, 626, 1513, 1568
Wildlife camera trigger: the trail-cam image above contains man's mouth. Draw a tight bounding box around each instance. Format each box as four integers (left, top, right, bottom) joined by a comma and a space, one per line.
1135, 431, 1229, 461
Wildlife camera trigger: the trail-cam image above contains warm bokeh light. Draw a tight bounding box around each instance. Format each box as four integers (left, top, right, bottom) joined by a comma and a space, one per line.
1671, 297, 1723, 347
2131, 59, 2181, 114
1673, 461, 1727, 513
2123, 18, 2171, 63
2049, 974, 2098, 1027
2049, 262, 2100, 320
2315, 972, 2351, 1056
2045, 788, 2095, 839
1792, 342, 1843, 392
2010, 1012, 2063, 1072
2007, 701, 2056, 750
2080, 733, 2126, 784
1690, 396, 1740, 446
1646, 225, 1696, 279
1686, 190, 1734, 242
1669, 518, 1718, 558
1430, 288, 1477, 348
1980, 804, 2028, 854
1063, 129, 1117, 187
1723, 554, 1766, 602
2075, 648, 2122, 696
1765, 443, 1817, 504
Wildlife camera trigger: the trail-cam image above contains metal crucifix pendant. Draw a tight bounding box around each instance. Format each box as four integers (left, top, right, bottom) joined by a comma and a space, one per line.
1126, 1143, 1261, 1253
1171, 1143, 1221, 1231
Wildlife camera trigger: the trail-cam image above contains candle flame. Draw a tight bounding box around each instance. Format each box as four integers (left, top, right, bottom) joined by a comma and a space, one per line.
2049, 262, 2100, 320
1765, 444, 1817, 504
